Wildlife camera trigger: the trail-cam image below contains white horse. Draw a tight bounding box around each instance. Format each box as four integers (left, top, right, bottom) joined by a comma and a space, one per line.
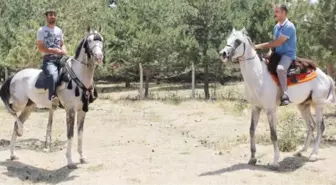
0, 27, 104, 169
219, 28, 336, 170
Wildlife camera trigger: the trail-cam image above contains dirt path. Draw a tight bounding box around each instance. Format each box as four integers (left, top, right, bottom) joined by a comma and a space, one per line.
0, 100, 335, 185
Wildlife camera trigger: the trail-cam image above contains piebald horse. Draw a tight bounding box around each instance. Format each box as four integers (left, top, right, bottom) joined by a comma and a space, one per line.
219, 28, 335, 170
0, 27, 104, 169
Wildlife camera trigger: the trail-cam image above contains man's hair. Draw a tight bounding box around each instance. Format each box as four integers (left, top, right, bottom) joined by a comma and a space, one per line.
44, 10, 56, 16
275, 4, 288, 14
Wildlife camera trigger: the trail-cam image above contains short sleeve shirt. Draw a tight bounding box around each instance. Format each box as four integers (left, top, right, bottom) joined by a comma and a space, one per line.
273, 19, 297, 60
37, 26, 63, 56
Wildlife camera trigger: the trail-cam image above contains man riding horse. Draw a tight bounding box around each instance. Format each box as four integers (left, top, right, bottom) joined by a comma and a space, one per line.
37, 9, 67, 103
255, 4, 296, 106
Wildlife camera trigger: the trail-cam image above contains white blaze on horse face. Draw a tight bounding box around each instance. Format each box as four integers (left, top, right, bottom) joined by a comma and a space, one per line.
87, 34, 104, 64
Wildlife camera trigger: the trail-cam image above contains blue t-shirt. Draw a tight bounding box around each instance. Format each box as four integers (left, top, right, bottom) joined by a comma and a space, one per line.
273, 19, 297, 60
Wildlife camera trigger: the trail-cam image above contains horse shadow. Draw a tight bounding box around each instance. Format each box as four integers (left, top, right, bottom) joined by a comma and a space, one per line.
199, 155, 310, 176
0, 160, 78, 184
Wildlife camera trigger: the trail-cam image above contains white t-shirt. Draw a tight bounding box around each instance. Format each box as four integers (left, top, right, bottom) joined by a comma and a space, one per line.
37, 26, 63, 56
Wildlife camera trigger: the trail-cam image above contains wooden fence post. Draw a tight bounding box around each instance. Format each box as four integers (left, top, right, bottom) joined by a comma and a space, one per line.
139, 63, 144, 100
191, 62, 195, 98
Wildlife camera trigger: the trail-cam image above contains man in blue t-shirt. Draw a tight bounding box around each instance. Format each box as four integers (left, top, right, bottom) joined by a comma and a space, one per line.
255, 4, 297, 106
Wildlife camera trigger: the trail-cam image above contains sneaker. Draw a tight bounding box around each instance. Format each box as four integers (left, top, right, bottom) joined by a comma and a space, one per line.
279, 94, 290, 106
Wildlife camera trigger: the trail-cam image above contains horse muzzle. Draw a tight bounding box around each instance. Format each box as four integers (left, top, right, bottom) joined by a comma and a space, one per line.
95, 53, 103, 65
219, 50, 232, 63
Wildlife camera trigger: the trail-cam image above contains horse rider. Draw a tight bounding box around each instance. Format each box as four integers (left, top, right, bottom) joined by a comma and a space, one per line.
254, 4, 297, 106
37, 9, 67, 102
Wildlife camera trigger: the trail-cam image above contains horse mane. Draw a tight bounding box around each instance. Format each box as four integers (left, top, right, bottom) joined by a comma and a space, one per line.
75, 38, 85, 59
74, 33, 103, 60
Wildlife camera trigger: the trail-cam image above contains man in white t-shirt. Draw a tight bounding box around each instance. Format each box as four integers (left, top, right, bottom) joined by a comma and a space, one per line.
37, 10, 67, 101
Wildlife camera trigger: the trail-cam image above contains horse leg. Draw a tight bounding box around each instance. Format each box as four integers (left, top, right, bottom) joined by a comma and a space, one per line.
65, 109, 76, 169
309, 106, 325, 161
10, 102, 36, 160
248, 106, 262, 165
294, 104, 314, 156
266, 109, 280, 170
44, 109, 55, 152
77, 111, 87, 164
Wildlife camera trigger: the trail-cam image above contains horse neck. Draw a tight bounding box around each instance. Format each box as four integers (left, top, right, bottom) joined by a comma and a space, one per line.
239, 46, 265, 90
72, 51, 95, 89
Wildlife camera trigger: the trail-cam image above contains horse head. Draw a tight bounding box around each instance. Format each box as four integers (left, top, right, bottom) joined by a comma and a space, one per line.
75, 26, 104, 65
219, 27, 252, 63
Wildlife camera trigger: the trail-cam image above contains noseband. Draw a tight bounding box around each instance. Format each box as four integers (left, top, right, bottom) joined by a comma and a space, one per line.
227, 36, 256, 61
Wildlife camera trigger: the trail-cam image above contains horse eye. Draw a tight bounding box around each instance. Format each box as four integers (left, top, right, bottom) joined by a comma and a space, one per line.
235, 39, 242, 46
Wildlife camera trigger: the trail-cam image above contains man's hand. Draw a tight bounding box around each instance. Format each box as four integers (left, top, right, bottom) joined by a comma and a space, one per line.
51, 48, 65, 55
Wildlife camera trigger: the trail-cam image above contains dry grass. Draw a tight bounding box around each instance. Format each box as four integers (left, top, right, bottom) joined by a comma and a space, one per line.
95, 82, 336, 153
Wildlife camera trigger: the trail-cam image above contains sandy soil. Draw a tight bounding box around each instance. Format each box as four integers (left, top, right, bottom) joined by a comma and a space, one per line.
0, 98, 336, 185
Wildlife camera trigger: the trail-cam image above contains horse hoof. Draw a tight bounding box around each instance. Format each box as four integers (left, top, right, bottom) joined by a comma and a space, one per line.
268, 163, 280, 171
10, 155, 19, 161
80, 158, 88, 164
15, 129, 23, 137
248, 158, 257, 165
309, 154, 318, 162
14, 122, 23, 137
67, 164, 78, 170
293, 151, 302, 157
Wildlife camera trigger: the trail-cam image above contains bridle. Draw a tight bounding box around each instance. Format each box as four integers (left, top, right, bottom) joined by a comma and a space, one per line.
226, 35, 257, 61
74, 32, 104, 66
61, 32, 104, 101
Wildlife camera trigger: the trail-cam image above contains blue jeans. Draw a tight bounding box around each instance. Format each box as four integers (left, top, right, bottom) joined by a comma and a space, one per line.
42, 55, 60, 100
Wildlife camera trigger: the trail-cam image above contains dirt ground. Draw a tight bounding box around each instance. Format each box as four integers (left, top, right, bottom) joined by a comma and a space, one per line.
0, 95, 336, 184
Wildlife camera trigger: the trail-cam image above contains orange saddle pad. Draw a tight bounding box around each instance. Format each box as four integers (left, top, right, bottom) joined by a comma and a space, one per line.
271, 69, 317, 87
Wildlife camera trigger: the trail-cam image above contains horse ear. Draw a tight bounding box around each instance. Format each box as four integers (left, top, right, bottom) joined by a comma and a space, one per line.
241, 27, 248, 35
87, 26, 91, 33
232, 28, 236, 32
98, 25, 102, 32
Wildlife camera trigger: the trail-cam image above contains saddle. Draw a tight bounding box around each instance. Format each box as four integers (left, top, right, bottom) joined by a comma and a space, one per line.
35, 56, 71, 90
265, 52, 317, 84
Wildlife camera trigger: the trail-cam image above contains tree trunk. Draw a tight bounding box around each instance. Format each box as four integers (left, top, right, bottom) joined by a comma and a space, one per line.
327, 63, 334, 78
144, 69, 150, 98
204, 63, 210, 100
125, 79, 131, 88
4, 67, 8, 80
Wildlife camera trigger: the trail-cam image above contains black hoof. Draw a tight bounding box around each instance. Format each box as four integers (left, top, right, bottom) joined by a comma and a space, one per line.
80, 158, 88, 164
67, 164, 78, 170
248, 158, 257, 165
10, 155, 19, 161
268, 164, 280, 171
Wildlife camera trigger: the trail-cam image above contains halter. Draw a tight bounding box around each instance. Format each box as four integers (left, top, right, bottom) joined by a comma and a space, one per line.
62, 32, 104, 101
75, 33, 104, 66
226, 35, 257, 61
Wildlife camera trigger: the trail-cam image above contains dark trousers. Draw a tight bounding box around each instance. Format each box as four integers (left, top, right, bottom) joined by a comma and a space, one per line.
42, 55, 60, 100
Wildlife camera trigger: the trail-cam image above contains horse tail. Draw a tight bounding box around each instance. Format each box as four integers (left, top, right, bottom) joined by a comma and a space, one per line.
326, 75, 336, 104
0, 75, 15, 114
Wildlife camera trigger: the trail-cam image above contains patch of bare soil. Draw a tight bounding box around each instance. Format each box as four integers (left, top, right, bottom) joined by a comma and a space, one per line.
0, 99, 335, 185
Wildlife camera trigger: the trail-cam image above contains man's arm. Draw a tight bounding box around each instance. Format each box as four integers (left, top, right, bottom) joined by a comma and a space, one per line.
60, 39, 67, 55
255, 35, 288, 50
255, 24, 294, 50
37, 41, 61, 54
